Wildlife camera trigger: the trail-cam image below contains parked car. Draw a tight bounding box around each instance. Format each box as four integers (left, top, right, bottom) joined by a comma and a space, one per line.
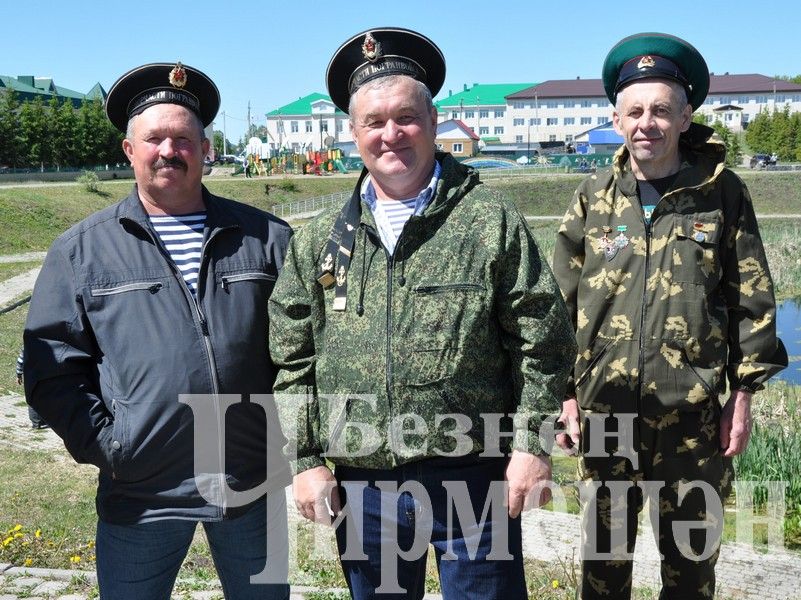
750, 153, 777, 169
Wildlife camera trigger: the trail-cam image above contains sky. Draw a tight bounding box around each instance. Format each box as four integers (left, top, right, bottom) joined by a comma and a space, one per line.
4, 0, 800, 142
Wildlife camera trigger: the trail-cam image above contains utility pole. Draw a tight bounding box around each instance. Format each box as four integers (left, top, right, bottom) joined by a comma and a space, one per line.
222, 111, 228, 155
247, 101, 252, 138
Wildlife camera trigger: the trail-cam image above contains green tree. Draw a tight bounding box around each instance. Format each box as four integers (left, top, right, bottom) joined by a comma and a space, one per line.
709, 120, 742, 168
0, 88, 23, 168
745, 108, 772, 153
18, 96, 50, 168
48, 95, 79, 169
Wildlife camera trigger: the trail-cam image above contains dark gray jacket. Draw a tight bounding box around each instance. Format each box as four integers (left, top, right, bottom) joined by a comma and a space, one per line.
24, 186, 291, 524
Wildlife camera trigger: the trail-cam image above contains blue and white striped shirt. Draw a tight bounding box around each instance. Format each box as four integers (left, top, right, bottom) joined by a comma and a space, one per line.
361, 161, 441, 255
149, 212, 206, 295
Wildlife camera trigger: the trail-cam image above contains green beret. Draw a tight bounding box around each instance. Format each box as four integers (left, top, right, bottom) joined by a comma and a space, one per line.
105, 62, 220, 133
602, 33, 709, 110
326, 27, 445, 114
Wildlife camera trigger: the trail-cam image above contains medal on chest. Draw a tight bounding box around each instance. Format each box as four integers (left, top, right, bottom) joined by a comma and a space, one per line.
599, 225, 629, 261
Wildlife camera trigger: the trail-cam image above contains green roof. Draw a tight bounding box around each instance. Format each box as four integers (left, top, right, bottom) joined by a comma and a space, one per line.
0, 75, 105, 104
266, 92, 346, 116
436, 83, 536, 108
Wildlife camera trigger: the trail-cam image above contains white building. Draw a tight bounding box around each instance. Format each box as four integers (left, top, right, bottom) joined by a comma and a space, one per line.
262, 75, 801, 154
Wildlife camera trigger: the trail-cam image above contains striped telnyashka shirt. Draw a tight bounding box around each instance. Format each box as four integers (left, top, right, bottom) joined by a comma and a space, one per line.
149, 212, 206, 295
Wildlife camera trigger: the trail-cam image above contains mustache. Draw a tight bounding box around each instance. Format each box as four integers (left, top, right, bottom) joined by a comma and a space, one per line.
152, 156, 188, 170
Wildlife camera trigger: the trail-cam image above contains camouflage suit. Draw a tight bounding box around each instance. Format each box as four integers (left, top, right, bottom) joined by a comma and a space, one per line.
269, 152, 576, 472
552, 123, 787, 599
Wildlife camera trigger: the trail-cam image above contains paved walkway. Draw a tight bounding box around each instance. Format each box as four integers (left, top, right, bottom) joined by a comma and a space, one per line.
3, 258, 801, 599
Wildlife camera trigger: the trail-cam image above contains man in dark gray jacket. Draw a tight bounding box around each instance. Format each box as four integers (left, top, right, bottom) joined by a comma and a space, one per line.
23, 62, 291, 600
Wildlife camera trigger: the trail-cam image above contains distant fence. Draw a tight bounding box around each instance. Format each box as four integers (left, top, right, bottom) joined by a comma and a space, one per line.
273, 190, 351, 220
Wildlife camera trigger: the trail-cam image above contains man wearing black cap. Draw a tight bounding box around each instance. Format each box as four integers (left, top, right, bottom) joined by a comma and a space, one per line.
269, 27, 575, 598
553, 33, 787, 598
24, 62, 291, 599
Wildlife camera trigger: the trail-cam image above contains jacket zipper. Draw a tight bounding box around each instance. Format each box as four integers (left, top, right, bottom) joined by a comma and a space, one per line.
636, 208, 652, 416
145, 223, 227, 517
90, 281, 163, 296
194, 234, 227, 517
220, 272, 275, 290
414, 283, 485, 294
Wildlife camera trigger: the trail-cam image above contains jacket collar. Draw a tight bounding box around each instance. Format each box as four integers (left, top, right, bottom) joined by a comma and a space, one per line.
612, 122, 726, 198
118, 184, 241, 234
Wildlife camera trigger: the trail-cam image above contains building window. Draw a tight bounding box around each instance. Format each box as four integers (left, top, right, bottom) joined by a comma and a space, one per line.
290, 121, 298, 133
776, 95, 786, 103
336, 120, 343, 133
321, 122, 328, 133
545, 100, 558, 108
465, 110, 475, 119
705, 114, 713, 123
720, 96, 731, 104
494, 126, 504, 134
494, 110, 505, 118
581, 100, 592, 107
479, 127, 489, 135
580, 117, 592, 125
515, 135, 523, 143
512, 101, 525, 109
756, 95, 768, 103
743, 113, 750, 123
549, 135, 557, 142
546, 118, 558, 126
738, 96, 749, 104
291, 143, 300, 152
513, 118, 525, 126
564, 117, 575, 125
452, 111, 459, 119
453, 143, 463, 153
565, 135, 573, 142
725, 113, 734, 121
597, 117, 609, 125
793, 95, 801, 103
436, 143, 444, 150
529, 118, 540, 126
704, 97, 713, 105
480, 110, 489, 118
305, 120, 312, 133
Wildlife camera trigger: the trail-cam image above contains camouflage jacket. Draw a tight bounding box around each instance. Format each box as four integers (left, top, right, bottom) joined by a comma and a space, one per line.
269, 153, 576, 472
553, 123, 787, 415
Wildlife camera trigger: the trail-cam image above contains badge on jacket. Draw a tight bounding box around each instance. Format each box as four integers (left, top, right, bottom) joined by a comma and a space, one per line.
599, 225, 629, 261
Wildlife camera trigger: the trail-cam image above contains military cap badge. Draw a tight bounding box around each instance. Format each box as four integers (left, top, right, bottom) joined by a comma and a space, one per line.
362, 32, 381, 62
169, 62, 187, 88
637, 55, 656, 70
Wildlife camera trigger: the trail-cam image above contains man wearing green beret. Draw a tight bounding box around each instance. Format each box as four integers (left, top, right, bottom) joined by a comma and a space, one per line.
552, 33, 787, 598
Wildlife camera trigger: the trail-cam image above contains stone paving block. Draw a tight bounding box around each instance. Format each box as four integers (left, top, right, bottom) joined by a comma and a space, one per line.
189, 591, 224, 600
0, 595, 18, 600
6, 576, 43, 588
56, 596, 87, 600
32, 580, 69, 595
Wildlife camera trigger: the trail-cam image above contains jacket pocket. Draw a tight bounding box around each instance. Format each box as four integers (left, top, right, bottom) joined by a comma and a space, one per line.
219, 271, 276, 291
407, 282, 487, 384
574, 338, 614, 390
109, 397, 129, 480
90, 281, 165, 296
672, 212, 723, 284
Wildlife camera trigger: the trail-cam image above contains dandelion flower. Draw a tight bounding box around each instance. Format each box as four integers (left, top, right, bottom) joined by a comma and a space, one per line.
552, 579, 559, 589
70, 555, 81, 564
13, 533, 23, 539
12, 524, 22, 532
23, 558, 33, 567
35, 529, 42, 538
2, 537, 13, 546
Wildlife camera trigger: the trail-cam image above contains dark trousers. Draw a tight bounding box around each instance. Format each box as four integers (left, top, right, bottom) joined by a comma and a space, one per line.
334, 455, 527, 599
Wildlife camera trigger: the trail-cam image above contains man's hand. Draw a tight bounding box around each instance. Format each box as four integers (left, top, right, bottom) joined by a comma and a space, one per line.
720, 389, 753, 457
292, 465, 341, 525
505, 450, 552, 518
556, 397, 581, 455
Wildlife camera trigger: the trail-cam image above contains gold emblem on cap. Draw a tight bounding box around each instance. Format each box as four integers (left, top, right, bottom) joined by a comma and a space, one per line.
169, 62, 187, 88
637, 55, 656, 70
362, 32, 382, 62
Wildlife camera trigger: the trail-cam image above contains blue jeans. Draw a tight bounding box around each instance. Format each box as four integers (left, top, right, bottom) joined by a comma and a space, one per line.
334, 455, 527, 599
96, 491, 289, 600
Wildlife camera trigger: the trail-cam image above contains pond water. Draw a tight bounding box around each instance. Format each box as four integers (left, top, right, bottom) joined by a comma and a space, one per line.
776, 298, 801, 385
